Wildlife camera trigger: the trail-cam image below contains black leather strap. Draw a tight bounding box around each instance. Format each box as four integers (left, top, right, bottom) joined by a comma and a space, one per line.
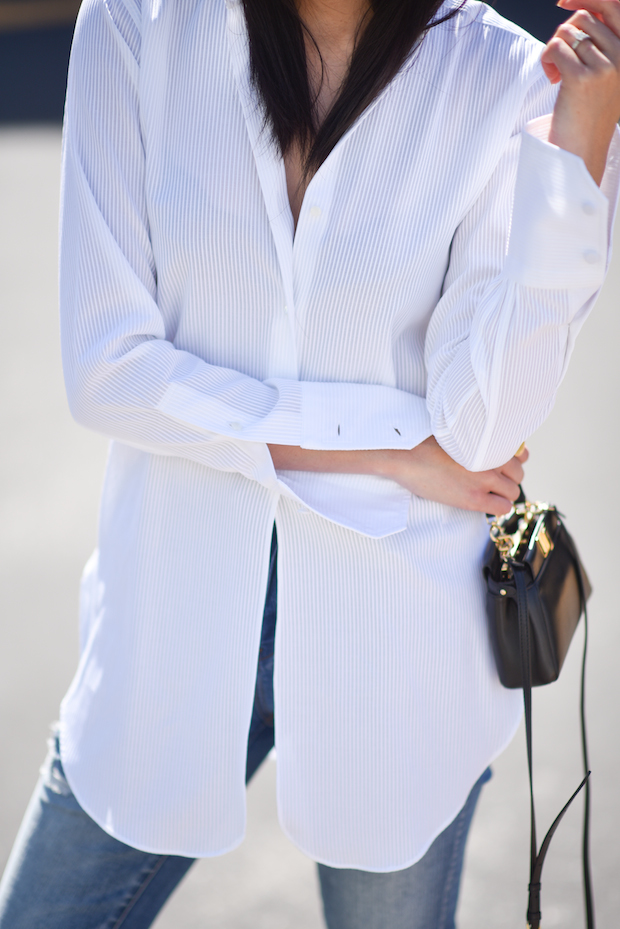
578, 593, 595, 929
512, 562, 593, 929
561, 524, 595, 929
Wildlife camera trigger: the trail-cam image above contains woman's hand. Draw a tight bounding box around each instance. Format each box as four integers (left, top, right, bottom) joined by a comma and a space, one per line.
541, 0, 620, 185
268, 437, 527, 516
380, 436, 526, 516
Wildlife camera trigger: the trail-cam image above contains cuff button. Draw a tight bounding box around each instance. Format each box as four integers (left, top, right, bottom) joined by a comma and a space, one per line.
583, 249, 600, 264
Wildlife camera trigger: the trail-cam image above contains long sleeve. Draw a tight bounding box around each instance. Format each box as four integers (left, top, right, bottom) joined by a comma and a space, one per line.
425, 70, 620, 471
59, 0, 432, 496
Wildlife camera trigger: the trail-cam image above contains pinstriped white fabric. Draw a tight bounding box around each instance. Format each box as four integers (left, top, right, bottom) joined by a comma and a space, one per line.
58, 0, 619, 867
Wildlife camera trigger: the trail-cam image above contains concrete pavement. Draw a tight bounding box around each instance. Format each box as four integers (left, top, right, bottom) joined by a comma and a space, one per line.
1, 126, 619, 928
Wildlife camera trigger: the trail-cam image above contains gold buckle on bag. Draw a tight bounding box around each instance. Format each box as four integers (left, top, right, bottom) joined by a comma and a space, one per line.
488, 500, 555, 570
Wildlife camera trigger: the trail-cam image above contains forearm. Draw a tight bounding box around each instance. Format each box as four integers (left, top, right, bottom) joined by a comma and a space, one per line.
268, 437, 526, 517
268, 444, 399, 478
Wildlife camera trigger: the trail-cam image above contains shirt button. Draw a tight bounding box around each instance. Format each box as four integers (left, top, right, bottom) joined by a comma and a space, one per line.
229, 421, 241, 431
309, 206, 322, 219
283, 305, 288, 314
582, 201, 596, 216
583, 249, 600, 264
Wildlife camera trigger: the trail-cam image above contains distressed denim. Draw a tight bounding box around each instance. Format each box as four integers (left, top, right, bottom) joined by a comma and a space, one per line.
0, 528, 490, 928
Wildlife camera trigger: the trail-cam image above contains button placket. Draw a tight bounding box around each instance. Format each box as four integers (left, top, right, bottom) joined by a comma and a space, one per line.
292, 151, 343, 333
226, 1, 298, 377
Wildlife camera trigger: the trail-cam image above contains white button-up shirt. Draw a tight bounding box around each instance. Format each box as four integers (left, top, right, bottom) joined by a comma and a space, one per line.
58, 0, 620, 869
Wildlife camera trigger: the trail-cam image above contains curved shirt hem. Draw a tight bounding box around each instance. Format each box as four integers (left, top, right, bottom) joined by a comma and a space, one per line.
58, 703, 522, 863
57, 718, 246, 860
276, 708, 523, 873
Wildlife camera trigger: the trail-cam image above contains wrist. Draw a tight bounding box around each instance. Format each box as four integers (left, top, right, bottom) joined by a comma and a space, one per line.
371, 448, 405, 481
548, 108, 615, 187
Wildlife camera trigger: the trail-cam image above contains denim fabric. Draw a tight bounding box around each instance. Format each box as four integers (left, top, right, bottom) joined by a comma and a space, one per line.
0, 526, 489, 928
245, 525, 278, 782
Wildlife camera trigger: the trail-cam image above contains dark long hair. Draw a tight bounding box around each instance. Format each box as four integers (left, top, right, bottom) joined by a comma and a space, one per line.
242, 0, 465, 175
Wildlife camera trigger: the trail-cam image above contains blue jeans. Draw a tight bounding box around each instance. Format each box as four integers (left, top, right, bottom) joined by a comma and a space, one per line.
0, 529, 490, 928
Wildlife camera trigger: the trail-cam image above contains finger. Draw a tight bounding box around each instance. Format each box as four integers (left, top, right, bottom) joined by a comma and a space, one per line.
498, 457, 525, 484
558, 14, 620, 61
557, 26, 615, 71
488, 471, 521, 503
516, 445, 529, 463
543, 34, 588, 80
541, 43, 563, 83
557, 0, 620, 38
541, 57, 563, 83
483, 494, 514, 517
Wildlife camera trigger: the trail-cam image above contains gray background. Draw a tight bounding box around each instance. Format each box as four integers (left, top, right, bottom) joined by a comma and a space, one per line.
1, 126, 618, 928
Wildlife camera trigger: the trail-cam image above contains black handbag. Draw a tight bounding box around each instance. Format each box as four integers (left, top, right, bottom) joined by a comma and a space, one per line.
483, 490, 594, 929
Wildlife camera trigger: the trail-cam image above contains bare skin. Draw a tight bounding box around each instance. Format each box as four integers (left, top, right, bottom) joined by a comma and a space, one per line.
269, 438, 529, 516
284, 0, 371, 224
543, 0, 620, 185
272, 0, 620, 514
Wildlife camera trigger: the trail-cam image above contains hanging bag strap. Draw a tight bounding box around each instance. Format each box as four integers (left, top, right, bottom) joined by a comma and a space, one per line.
512, 563, 594, 929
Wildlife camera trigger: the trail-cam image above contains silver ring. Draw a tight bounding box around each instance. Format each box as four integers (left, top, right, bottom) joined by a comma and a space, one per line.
571, 28, 590, 51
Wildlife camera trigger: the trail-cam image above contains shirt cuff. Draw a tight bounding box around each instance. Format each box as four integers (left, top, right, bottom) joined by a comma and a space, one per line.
504, 115, 620, 290
158, 378, 432, 452
295, 381, 433, 451
274, 471, 412, 538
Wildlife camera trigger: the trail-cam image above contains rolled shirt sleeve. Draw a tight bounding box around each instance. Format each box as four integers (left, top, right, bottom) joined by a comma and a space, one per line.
504, 115, 618, 291
425, 72, 620, 474
157, 378, 431, 451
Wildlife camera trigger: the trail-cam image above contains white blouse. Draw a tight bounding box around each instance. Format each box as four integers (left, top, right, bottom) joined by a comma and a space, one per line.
58, 0, 620, 869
